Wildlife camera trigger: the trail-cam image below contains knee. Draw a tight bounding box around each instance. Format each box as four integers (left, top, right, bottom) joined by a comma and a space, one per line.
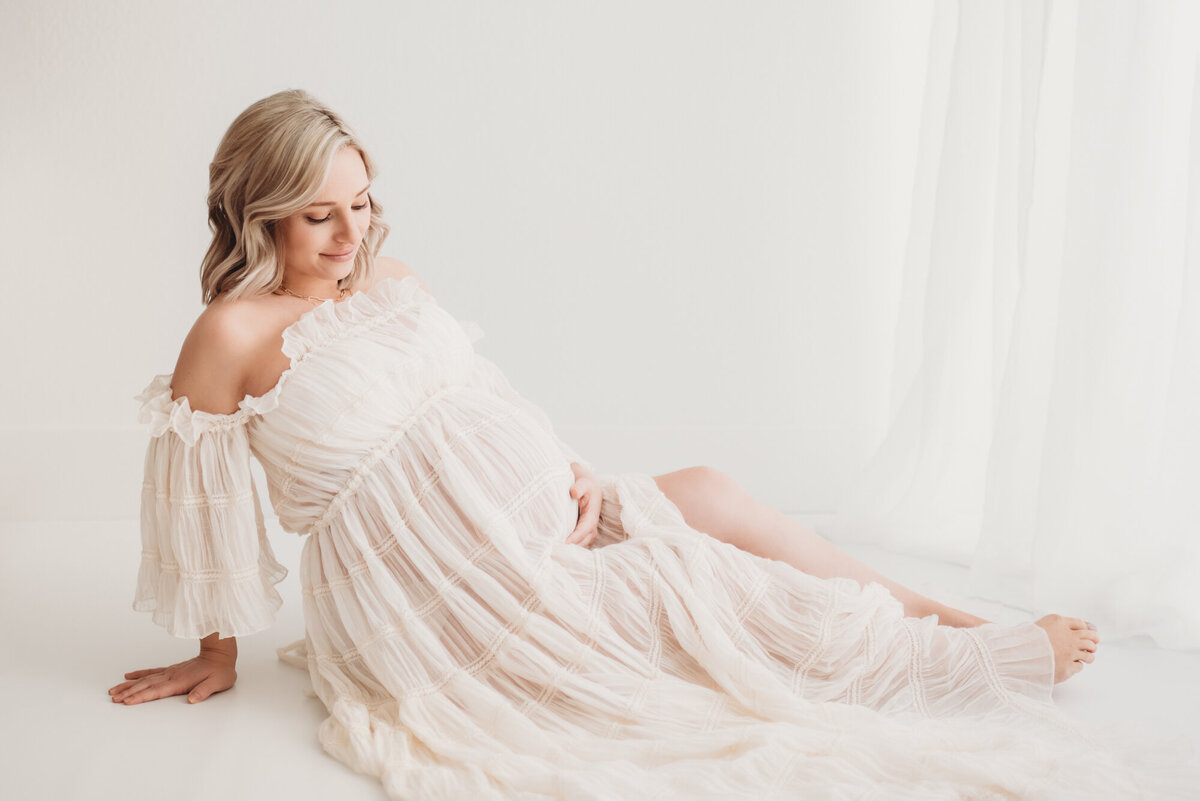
654, 466, 749, 539
669, 465, 744, 501
685, 464, 731, 485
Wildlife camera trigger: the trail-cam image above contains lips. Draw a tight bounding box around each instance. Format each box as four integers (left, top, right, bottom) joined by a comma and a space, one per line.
323, 249, 358, 260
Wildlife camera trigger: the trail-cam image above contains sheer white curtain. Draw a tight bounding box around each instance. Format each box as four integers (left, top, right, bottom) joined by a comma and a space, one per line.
833, 0, 1200, 650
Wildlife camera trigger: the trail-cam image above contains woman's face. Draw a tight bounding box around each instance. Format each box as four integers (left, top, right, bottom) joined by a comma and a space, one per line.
275, 146, 372, 287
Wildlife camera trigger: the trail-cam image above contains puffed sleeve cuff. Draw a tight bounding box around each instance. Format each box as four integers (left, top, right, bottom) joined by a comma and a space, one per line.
134, 377, 287, 639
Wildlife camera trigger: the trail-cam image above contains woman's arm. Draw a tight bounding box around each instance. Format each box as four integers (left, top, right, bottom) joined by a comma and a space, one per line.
108, 632, 238, 705
115, 299, 285, 705
112, 307, 248, 705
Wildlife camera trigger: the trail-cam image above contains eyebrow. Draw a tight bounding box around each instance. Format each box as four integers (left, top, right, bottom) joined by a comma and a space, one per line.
307, 185, 370, 207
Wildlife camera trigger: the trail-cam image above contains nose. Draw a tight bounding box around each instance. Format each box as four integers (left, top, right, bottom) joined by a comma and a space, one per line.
332, 210, 361, 246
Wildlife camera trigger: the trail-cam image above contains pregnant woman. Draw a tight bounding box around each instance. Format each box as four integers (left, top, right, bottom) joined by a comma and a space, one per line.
110, 90, 1188, 800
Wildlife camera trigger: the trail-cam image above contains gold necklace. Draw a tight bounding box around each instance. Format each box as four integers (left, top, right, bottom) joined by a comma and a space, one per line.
275, 285, 349, 306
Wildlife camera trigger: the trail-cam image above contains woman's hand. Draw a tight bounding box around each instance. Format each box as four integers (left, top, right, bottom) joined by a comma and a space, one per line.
565, 463, 603, 547
109, 635, 238, 705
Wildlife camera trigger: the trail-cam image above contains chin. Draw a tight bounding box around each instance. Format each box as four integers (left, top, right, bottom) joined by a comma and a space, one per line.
323, 262, 355, 282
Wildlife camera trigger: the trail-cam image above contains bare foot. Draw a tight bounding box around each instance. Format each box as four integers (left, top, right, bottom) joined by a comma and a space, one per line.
1034, 614, 1100, 683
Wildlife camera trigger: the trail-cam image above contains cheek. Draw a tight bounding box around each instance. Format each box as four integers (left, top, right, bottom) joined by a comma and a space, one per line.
277, 220, 308, 256
287, 226, 321, 254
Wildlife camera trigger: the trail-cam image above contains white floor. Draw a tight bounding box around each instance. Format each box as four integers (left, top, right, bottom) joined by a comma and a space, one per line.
2, 520, 1197, 801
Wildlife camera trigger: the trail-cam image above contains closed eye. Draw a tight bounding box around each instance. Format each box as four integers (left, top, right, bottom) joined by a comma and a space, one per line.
305, 201, 370, 224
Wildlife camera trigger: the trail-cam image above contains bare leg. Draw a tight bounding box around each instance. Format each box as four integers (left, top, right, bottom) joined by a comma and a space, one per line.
652, 466, 990, 627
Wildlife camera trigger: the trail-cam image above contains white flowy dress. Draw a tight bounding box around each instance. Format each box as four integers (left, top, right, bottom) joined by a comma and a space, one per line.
133, 276, 1195, 800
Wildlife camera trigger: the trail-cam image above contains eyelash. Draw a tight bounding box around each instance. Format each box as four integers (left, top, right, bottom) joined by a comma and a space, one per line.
306, 201, 370, 224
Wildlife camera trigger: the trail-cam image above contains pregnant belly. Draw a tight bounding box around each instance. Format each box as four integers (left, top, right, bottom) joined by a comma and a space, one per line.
418, 390, 580, 553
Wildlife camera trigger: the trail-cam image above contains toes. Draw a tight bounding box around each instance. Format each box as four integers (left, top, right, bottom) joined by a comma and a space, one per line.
1067, 617, 1089, 630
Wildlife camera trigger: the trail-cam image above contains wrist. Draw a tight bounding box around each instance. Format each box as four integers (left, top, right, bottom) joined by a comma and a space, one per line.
199, 632, 238, 662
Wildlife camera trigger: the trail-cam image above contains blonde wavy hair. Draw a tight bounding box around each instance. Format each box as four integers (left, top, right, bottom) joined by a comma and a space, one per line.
200, 90, 389, 304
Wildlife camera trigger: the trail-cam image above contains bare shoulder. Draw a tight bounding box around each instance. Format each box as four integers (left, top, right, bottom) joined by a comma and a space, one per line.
372, 256, 433, 296
171, 295, 278, 415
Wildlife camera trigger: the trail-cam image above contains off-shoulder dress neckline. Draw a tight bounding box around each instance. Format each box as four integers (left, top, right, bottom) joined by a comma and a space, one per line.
136, 275, 425, 443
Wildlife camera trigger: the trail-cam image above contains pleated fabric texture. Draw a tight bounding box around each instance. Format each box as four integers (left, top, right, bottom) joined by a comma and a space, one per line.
134, 276, 1198, 799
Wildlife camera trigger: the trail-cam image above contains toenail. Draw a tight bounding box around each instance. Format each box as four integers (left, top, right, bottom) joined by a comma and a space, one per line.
1086, 622, 1097, 631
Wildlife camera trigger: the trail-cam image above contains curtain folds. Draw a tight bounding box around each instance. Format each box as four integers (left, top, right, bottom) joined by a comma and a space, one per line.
833, 0, 1200, 650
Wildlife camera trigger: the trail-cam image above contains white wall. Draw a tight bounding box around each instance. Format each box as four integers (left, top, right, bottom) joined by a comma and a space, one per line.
0, 0, 932, 521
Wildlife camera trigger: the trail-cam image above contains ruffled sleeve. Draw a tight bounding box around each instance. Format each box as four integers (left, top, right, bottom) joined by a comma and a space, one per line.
459, 321, 594, 474
132, 374, 287, 639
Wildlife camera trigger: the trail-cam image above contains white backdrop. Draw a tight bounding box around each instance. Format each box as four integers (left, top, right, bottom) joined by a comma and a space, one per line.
0, 0, 931, 521
834, 0, 1200, 650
